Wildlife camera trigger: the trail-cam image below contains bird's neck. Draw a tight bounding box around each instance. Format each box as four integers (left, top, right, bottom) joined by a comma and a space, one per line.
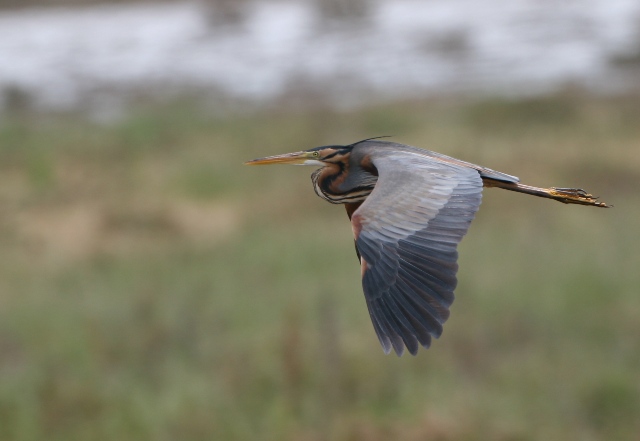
311, 163, 376, 205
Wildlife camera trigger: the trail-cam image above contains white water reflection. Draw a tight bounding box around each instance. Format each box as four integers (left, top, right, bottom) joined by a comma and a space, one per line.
0, 0, 639, 114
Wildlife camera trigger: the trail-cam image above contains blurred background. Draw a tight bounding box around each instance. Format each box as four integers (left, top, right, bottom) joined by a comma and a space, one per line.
1, 1, 639, 440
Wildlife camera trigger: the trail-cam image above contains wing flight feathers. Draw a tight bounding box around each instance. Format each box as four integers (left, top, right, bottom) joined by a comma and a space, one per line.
350, 148, 483, 355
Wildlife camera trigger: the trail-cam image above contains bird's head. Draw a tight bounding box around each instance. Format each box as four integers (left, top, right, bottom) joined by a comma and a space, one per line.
245, 137, 391, 167
244, 145, 351, 167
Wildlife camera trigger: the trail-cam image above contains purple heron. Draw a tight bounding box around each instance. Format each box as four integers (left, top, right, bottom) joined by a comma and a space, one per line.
246, 139, 609, 355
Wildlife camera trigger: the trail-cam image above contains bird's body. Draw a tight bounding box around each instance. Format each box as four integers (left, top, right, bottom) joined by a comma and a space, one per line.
308, 142, 516, 204
246, 139, 608, 356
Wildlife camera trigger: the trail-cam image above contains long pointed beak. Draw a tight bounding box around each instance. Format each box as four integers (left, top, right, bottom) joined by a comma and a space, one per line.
244, 151, 312, 166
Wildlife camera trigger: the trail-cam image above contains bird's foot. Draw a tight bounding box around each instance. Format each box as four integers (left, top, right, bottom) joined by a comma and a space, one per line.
549, 187, 610, 208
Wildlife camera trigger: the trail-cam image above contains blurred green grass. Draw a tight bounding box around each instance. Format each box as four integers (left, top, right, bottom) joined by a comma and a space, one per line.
0, 96, 639, 441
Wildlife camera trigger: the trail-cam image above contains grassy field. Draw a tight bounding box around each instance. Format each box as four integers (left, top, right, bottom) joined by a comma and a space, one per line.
0, 96, 638, 441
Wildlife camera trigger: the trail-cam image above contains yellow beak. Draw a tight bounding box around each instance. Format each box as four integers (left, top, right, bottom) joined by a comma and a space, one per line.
244, 151, 325, 166
244, 151, 315, 166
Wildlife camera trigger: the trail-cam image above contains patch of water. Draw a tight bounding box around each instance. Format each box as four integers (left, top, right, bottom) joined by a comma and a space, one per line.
0, 0, 639, 114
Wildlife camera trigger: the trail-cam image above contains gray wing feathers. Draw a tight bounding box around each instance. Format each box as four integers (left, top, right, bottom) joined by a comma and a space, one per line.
352, 148, 483, 355
358, 141, 519, 184
427, 150, 519, 183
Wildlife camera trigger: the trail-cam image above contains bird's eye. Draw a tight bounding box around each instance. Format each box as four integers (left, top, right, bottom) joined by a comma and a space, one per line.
313, 151, 320, 158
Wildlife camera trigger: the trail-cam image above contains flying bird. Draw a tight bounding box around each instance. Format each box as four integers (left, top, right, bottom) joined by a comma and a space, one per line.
245, 139, 609, 356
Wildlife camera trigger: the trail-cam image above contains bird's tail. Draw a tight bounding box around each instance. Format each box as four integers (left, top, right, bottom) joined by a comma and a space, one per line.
482, 179, 610, 208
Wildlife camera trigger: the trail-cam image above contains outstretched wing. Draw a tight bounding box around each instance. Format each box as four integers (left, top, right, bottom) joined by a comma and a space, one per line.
350, 148, 483, 356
